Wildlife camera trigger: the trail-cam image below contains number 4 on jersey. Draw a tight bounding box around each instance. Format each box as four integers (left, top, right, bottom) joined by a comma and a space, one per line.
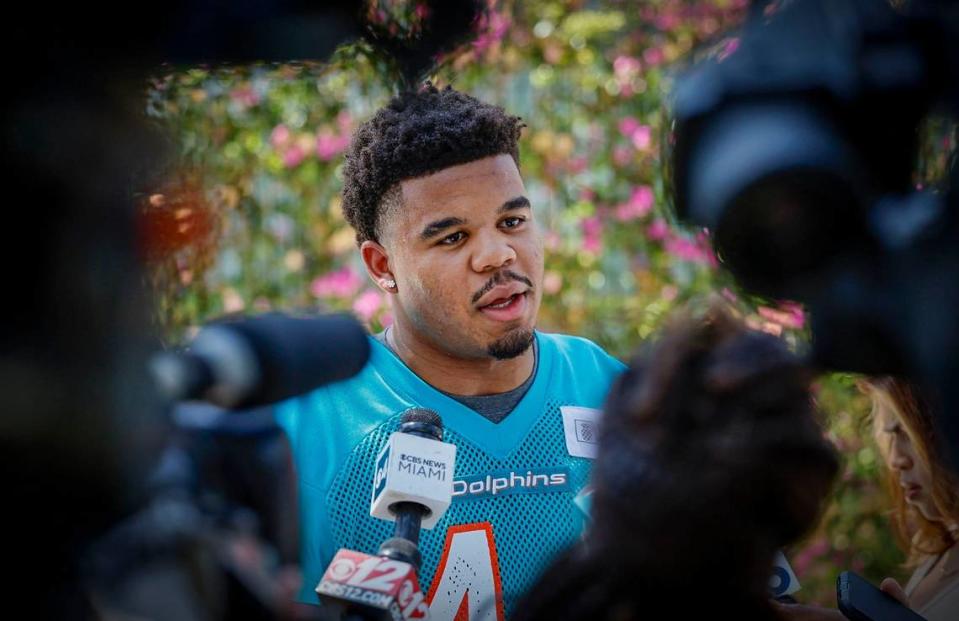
426, 523, 505, 621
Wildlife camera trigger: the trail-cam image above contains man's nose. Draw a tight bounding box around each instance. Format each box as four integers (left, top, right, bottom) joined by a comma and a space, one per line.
472, 232, 516, 272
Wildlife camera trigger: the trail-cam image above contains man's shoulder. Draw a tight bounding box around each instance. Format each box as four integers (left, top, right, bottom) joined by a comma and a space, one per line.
274, 336, 402, 431
538, 331, 626, 373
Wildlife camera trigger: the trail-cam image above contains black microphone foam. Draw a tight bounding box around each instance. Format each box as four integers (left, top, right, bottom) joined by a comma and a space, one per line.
401, 408, 443, 427
151, 312, 370, 409
400, 408, 443, 441
227, 312, 370, 407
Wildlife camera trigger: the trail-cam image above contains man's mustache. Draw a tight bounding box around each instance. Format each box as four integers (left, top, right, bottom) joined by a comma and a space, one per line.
471, 270, 534, 305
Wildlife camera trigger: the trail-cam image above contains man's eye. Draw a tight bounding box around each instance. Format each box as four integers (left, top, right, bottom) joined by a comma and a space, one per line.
502, 217, 525, 228
440, 232, 466, 245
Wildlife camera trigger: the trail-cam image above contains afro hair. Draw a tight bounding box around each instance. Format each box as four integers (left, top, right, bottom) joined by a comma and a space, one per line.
341, 84, 524, 243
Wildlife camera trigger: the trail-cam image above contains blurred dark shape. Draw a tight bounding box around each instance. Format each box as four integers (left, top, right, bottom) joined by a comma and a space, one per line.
515, 309, 838, 621
85, 402, 308, 621
138, 175, 218, 264
361, 0, 487, 91
151, 313, 371, 409
671, 0, 959, 461
1, 1, 484, 618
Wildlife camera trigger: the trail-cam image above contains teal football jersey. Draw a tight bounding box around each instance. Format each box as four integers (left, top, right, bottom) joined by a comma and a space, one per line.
275, 331, 625, 620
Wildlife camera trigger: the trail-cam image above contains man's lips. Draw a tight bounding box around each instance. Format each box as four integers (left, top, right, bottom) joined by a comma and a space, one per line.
475, 283, 528, 310
471, 270, 535, 307
477, 291, 529, 322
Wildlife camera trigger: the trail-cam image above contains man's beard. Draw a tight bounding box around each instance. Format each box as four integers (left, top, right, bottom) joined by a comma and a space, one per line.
487, 327, 535, 360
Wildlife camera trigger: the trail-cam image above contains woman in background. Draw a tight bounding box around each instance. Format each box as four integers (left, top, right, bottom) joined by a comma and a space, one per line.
777, 378, 959, 621
865, 378, 959, 620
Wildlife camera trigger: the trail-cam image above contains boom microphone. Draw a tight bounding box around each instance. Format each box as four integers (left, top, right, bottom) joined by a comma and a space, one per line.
150, 313, 370, 409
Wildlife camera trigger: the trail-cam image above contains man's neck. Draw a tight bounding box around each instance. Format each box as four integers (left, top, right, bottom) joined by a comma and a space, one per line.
386, 326, 535, 396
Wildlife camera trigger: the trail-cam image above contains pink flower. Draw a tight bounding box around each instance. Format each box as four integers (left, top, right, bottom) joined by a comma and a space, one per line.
230, 86, 260, 108
473, 11, 510, 53
646, 218, 670, 241
630, 125, 653, 151
615, 186, 655, 222
581, 216, 603, 254
353, 290, 383, 322
718, 37, 740, 62
654, 14, 681, 30
643, 46, 665, 67
695, 230, 720, 267
664, 232, 717, 266
311, 267, 362, 299
665, 236, 704, 262
270, 124, 291, 148
569, 156, 588, 173
776, 301, 806, 329
581, 215, 602, 237
618, 116, 641, 139
316, 130, 350, 161
613, 55, 641, 77
618, 118, 653, 151
631, 186, 654, 212
282, 145, 306, 168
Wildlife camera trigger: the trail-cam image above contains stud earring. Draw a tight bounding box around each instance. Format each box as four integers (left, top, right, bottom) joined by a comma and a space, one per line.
383, 279, 396, 290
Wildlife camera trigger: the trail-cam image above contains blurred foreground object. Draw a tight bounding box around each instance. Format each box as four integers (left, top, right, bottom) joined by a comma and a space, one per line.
515, 308, 839, 620
2, 0, 482, 618
87, 402, 312, 621
151, 313, 370, 409
671, 0, 959, 460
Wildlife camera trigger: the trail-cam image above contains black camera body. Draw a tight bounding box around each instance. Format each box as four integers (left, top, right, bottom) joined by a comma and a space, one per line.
671, 0, 959, 461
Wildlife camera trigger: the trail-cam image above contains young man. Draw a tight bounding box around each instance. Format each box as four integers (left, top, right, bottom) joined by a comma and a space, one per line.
276, 84, 625, 620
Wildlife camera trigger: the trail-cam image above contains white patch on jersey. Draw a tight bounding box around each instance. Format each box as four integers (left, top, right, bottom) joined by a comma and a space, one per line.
427, 523, 504, 621
560, 406, 602, 459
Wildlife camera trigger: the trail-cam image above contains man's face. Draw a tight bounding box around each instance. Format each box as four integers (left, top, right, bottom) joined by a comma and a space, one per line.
382, 154, 544, 360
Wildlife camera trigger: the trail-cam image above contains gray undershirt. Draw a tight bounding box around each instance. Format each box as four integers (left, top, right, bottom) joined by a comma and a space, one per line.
374, 330, 538, 424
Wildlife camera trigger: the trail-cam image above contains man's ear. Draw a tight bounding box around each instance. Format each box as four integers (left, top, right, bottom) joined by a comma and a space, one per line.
360, 240, 398, 293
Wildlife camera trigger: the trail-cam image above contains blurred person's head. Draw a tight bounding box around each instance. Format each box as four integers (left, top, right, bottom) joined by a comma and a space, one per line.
343, 83, 543, 361
863, 377, 959, 561
516, 307, 838, 620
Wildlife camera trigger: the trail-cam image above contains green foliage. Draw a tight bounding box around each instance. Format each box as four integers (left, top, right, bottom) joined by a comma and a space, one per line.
144, 0, 954, 605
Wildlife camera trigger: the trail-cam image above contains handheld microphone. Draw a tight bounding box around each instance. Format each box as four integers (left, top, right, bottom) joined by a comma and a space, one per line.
149, 312, 370, 409
316, 409, 454, 619
370, 408, 456, 534
316, 549, 429, 621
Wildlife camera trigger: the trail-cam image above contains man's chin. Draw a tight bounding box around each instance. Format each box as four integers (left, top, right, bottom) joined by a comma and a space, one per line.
486, 327, 535, 360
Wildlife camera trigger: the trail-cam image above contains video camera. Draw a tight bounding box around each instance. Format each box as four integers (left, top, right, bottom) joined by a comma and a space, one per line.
85, 313, 370, 621
670, 0, 959, 461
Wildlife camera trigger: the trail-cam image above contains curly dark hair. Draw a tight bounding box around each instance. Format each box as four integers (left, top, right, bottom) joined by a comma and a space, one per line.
341, 83, 524, 244
515, 307, 839, 621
